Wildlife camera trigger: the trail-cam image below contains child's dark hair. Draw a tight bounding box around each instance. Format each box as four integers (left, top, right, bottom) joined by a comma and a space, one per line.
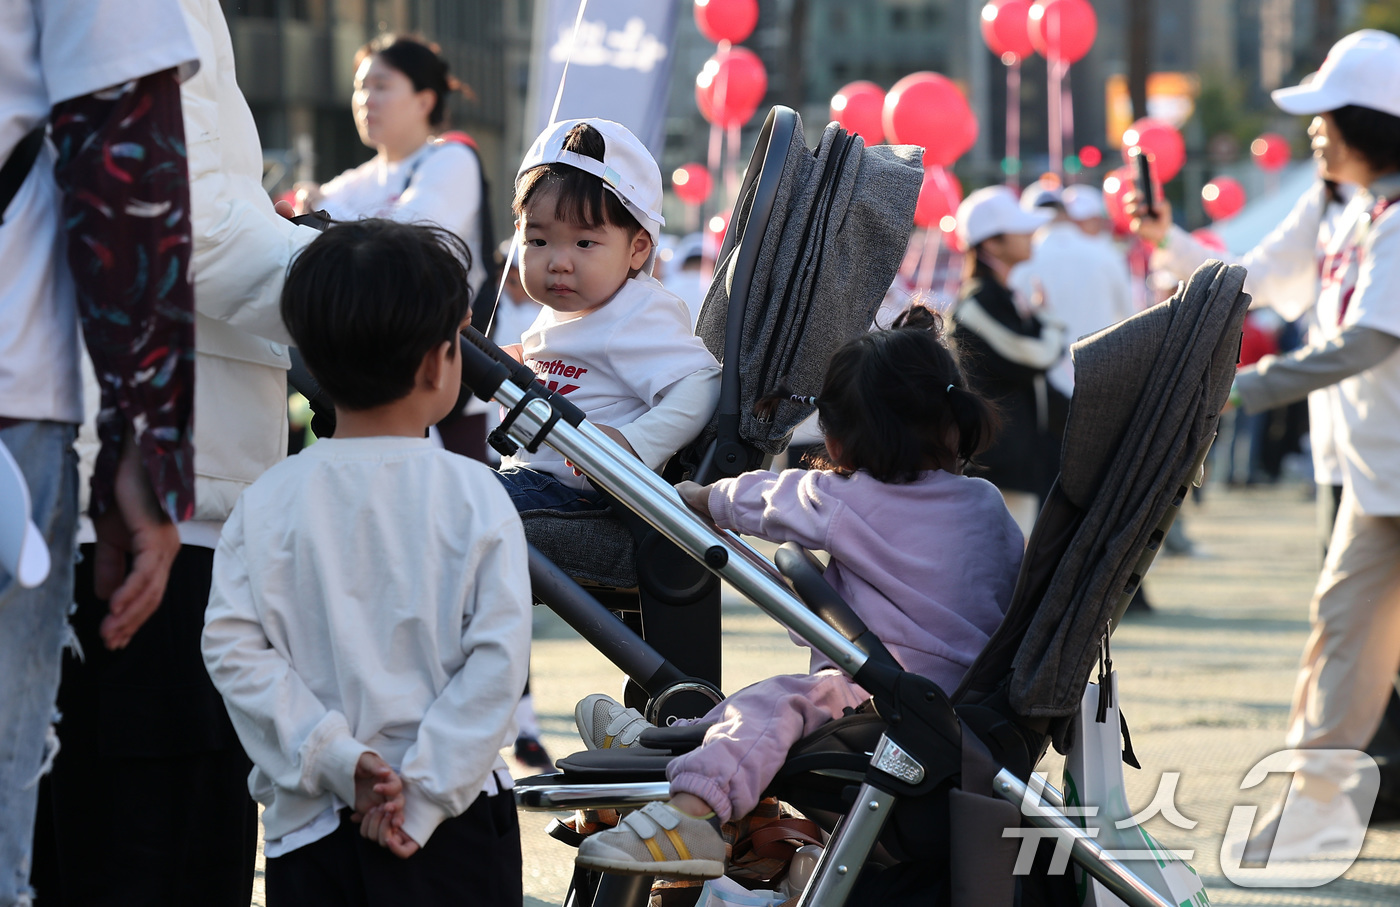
802, 306, 998, 483
281, 219, 473, 411
513, 123, 645, 237
1329, 104, 1400, 174
356, 35, 474, 127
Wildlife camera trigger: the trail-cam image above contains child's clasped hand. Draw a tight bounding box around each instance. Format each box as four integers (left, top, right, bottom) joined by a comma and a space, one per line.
351, 751, 420, 859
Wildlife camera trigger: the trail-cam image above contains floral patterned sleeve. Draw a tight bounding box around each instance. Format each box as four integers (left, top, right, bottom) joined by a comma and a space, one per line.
50, 68, 195, 522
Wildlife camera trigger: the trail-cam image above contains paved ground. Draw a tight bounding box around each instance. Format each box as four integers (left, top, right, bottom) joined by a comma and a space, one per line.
249, 482, 1400, 906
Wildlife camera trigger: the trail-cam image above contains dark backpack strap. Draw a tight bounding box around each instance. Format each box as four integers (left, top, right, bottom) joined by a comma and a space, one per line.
0, 125, 46, 226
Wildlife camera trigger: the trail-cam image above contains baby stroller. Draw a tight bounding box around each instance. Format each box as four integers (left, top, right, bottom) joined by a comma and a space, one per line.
446, 106, 1250, 904
458, 258, 1247, 907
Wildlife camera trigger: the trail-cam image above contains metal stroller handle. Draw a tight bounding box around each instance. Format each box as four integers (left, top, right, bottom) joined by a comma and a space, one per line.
453, 326, 874, 681
773, 542, 903, 673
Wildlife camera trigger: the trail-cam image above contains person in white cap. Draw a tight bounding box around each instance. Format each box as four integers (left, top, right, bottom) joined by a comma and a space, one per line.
950, 186, 1068, 536
1141, 30, 1400, 865
497, 119, 721, 511
1010, 182, 1134, 396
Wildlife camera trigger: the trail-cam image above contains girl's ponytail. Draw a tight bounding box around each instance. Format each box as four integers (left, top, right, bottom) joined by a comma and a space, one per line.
945, 381, 999, 466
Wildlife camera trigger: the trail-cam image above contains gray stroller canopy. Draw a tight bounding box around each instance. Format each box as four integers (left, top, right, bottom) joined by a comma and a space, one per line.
691, 110, 923, 457
1010, 260, 1250, 717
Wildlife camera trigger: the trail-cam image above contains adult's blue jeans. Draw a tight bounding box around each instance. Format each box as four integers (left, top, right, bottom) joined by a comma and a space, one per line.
0, 421, 76, 907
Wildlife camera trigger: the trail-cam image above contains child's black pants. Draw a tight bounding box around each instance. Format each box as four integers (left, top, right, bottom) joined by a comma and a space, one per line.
265, 790, 523, 907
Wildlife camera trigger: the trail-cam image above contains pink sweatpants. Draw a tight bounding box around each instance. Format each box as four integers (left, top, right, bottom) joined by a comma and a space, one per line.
665, 671, 868, 824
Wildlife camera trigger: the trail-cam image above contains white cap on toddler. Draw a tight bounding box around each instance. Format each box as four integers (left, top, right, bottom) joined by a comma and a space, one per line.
1272, 30, 1400, 119
518, 118, 666, 272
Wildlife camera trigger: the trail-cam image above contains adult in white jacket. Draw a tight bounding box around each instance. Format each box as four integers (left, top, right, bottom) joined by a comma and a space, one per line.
38, 2, 320, 904
1133, 172, 1353, 552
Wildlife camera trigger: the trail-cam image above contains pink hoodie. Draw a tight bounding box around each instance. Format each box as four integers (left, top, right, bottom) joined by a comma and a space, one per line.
708, 468, 1023, 693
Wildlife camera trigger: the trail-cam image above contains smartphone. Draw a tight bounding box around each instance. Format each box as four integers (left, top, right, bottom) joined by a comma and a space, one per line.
1129, 147, 1156, 220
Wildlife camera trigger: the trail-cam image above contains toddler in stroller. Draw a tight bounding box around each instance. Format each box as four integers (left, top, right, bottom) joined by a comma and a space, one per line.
571, 306, 1025, 879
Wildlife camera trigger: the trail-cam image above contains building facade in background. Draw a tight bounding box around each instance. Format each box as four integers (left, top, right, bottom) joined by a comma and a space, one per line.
220, 0, 1362, 238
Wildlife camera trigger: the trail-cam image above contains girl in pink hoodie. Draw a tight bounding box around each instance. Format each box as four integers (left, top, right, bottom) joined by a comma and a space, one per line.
574, 306, 1025, 880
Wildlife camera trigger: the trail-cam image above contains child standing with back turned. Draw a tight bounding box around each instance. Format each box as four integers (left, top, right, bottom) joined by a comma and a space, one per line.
496, 117, 721, 511
571, 307, 1025, 879
202, 220, 531, 906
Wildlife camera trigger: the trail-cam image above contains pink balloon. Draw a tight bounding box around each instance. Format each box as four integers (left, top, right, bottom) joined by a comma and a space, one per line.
981, 0, 1036, 62
694, 0, 759, 45
1251, 133, 1291, 172
1102, 166, 1134, 234
1121, 118, 1186, 183
831, 81, 886, 144
883, 72, 978, 168
1029, 0, 1098, 65
1201, 176, 1246, 221
914, 167, 964, 230
695, 47, 767, 128
672, 163, 713, 207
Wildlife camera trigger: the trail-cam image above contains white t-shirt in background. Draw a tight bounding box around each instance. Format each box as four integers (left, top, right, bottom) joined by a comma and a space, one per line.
505, 274, 720, 489
319, 140, 486, 296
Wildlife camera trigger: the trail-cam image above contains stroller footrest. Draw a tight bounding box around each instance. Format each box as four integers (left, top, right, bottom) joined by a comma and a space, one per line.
514, 780, 672, 811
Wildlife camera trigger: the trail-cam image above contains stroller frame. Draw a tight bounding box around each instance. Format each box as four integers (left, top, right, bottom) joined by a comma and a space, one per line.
456, 327, 1188, 907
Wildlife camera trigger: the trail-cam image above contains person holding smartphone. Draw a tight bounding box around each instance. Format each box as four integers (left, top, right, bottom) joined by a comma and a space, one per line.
1135, 30, 1400, 864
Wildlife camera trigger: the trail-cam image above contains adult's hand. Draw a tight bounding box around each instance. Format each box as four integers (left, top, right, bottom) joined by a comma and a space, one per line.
273, 198, 295, 219
1123, 191, 1173, 246
94, 434, 181, 649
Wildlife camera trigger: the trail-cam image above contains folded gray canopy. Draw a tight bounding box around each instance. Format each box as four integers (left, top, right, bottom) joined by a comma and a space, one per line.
1009, 260, 1251, 717
689, 111, 923, 458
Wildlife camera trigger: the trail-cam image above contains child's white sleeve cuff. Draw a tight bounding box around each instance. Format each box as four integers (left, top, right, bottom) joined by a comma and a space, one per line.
400, 781, 453, 848
316, 731, 373, 807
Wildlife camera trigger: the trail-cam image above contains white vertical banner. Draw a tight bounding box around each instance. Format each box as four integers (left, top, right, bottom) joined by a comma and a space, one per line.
529, 0, 679, 158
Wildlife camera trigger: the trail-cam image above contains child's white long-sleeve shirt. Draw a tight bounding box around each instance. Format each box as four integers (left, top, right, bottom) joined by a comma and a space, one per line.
202, 436, 531, 849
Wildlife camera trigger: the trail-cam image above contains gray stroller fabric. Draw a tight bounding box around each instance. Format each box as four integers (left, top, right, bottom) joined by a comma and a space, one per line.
1010, 261, 1250, 717
692, 116, 923, 453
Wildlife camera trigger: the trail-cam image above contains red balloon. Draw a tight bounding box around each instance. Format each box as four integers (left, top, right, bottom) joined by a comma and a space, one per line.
1251, 133, 1291, 172
1102, 166, 1134, 234
831, 81, 886, 144
1201, 176, 1246, 221
1029, 0, 1098, 65
672, 163, 713, 207
1121, 118, 1185, 183
694, 0, 759, 45
883, 72, 978, 168
706, 211, 731, 256
696, 47, 767, 128
913, 167, 964, 230
980, 0, 1036, 62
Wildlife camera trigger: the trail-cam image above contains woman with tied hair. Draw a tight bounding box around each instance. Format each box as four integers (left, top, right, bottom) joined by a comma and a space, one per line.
297, 34, 486, 297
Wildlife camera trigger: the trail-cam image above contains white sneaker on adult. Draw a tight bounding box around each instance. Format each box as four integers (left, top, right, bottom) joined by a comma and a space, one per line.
575, 693, 653, 750
1230, 789, 1367, 864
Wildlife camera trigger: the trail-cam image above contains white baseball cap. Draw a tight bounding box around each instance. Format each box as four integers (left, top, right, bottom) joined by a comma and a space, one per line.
1272, 30, 1400, 119
518, 118, 666, 270
958, 186, 1054, 248
1020, 177, 1064, 211
1062, 185, 1107, 221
